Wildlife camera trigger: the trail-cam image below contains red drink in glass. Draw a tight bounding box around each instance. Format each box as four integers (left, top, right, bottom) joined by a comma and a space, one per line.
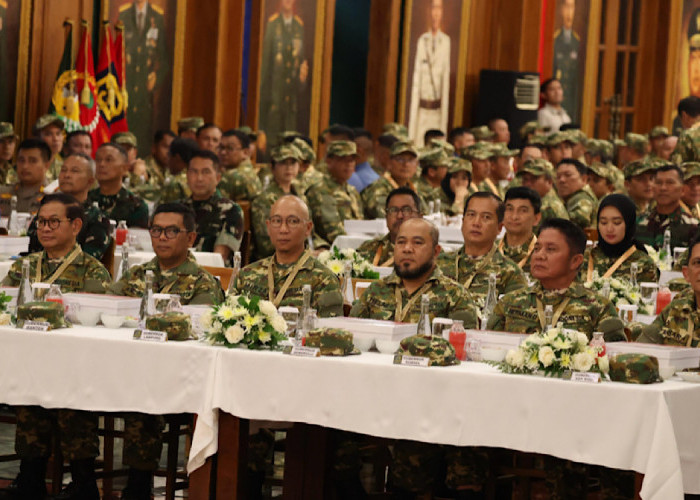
449, 330, 467, 360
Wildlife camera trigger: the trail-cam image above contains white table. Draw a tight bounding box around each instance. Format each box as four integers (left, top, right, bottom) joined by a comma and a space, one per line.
0, 260, 14, 281
114, 250, 225, 276
0, 236, 29, 256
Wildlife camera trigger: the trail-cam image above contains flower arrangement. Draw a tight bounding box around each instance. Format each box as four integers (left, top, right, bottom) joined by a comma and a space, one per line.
583, 272, 652, 315
202, 294, 287, 349
497, 327, 609, 377
318, 247, 380, 279
645, 245, 671, 271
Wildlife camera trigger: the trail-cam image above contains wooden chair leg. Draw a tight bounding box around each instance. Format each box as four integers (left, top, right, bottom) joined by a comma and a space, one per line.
102, 415, 115, 498
165, 417, 181, 500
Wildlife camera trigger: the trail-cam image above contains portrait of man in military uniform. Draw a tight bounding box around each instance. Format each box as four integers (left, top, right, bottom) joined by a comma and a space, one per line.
0, 0, 22, 122
112, 0, 173, 157
259, 0, 315, 146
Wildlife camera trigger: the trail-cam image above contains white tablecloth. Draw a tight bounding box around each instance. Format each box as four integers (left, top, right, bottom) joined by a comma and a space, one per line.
114, 250, 225, 275
0, 260, 14, 281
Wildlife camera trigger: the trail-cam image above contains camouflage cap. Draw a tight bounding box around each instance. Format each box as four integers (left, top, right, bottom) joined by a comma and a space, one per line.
613, 138, 626, 148
235, 125, 258, 140
649, 126, 670, 139
462, 142, 492, 160
623, 158, 656, 179
390, 140, 418, 158
682, 161, 700, 182
564, 129, 587, 144
447, 157, 472, 175
609, 353, 661, 384
546, 131, 573, 147
527, 133, 548, 148
624, 132, 649, 154
690, 8, 700, 47
16, 301, 69, 330
382, 122, 409, 140
291, 137, 316, 163
306, 327, 358, 355
586, 138, 613, 158
469, 125, 495, 141
519, 121, 539, 141
517, 158, 555, 178
326, 140, 357, 157
488, 142, 519, 158
177, 116, 205, 131
419, 145, 450, 167
395, 334, 459, 366
587, 161, 615, 183
0, 122, 18, 140
145, 311, 193, 341
34, 114, 64, 133
111, 131, 138, 148
430, 138, 455, 156
270, 143, 303, 163
278, 130, 300, 143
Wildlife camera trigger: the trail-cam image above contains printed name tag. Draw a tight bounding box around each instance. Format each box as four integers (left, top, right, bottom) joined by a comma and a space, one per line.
394, 354, 430, 367
288, 346, 320, 357
22, 321, 50, 332
133, 329, 167, 342
570, 371, 601, 383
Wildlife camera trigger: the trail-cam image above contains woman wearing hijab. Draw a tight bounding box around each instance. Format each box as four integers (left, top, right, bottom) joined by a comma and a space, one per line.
582, 193, 658, 283
438, 157, 472, 216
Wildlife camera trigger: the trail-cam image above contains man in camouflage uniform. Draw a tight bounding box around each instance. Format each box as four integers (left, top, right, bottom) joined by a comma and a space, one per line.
291, 136, 323, 192
544, 131, 573, 167
362, 140, 421, 219
460, 142, 494, 195
555, 158, 597, 229
437, 192, 527, 309
26, 153, 112, 260
586, 161, 616, 199
486, 142, 518, 198
87, 142, 149, 228
414, 144, 449, 204
3, 193, 112, 500
130, 129, 176, 202
500, 186, 541, 274
517, 158, 569, 224
180, 149, 243, 264
681, 161, 700, 219
177, 116, 204, 140
217, 129, 263, 203
351, 218, 482, 498
0, 121, 18, 185
370, 133, 400, 177
355, 187, 422, 267
306, 140, 363, 246
636, 163, 699, 249
649, 126, 670, 159
0, 138, 51, 215
617, 132, 648, 168
33, 114, 64, 182
160, 137, 196, 203
469, 125, 494, 142
623, 158, 656, 216
109, 203, 223, 500
112, 132, 150, 195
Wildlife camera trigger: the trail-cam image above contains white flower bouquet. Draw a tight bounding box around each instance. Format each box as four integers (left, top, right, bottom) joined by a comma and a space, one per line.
497, 327, 609, 377
318, 247, 380, 279
202, 294, 287, 349
583, 272, 652, 315
645, 245, 671, 271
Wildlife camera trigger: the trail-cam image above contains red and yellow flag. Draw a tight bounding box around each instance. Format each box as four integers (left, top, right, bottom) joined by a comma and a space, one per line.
111, 21, 129, 134
75, 20, 99, 148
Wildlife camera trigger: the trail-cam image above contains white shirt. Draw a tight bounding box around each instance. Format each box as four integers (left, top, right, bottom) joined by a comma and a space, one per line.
538, 103, 571, 133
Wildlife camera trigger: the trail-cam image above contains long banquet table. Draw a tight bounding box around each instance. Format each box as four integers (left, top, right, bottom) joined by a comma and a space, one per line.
1, 324, 700, 499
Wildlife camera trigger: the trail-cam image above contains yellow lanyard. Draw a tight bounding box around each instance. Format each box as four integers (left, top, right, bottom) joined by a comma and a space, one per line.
484, 178, 499, 195
35, 246, 82, 285
499, 235, 537, 269
383, 172, 415, 192
686, 316, 695, 347
536, 296, 572, 330
586, 245, 636, 283
395, 281, 433, 323
267, 252, 311, 307
372, 243, 394, 267
459, 246, 497, 289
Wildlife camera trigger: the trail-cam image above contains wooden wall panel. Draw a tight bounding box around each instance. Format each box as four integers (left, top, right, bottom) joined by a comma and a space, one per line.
213, 0, 245, 129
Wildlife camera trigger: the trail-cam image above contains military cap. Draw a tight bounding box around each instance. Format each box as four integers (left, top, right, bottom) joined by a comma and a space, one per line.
390, 140, 418, 157
326, 140, 358, 157
462, 142, 492, 160
291, 137, 316, 163
111, 131, 138, 148
235, 125, 258, 140
0, 122, 18, 140
682, 161, 700, 182
430, 138, 455, 156
527, 133, 548, 148
609, 353, 661, 384
306, 327, 358, 355
419, 145, 450, 167
395, 334, 459, 366
469, 125, 495, 141
382, 122, 409, 139
16, 301, 69, 330
623, 158, 656, 179
546, 131, 574, 147
613, 138, 626, 148
517, 158, 555, 178
278, 130, 300, 143
33, 114, 64, 133
649, 126, 670, 139
145, 311, 192, 341
519, 121, 539, 141
564, 129, 586, 144
447, 157, 472, 175
177, 116, 205, 132
586, 138, 613, 159
270, 143, 303, 163
488, 142, 519, 158
623, 132, 649, 154
587, 161, 615, 184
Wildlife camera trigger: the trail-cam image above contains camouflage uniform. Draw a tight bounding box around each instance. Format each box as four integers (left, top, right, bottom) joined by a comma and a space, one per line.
88, 186, 149, 228
0, 182, 47, 214
306, 173, 363, 245
436, 245, 527, 307
413, 175, 441, 205
415, 146, 449, 204
180, 190, 243, 260
7, 244, 111, 463
635, 206, 699, 250
562, 186, 597, 229
671, 121, 700, 164
516, 159, 569, 223
623, 159, 658, 217
637, 292, 700, 346
160, 170, 191, 204
361, 173, 420, 219
130, 156, 166, 202
218, 158, 263, 202
297, 165, 324, 193
487, 281, 627, 341
110, 253, 223, 471
355, 233, 394, 267
498, 234, 536, 274
26, 199, 113, 261
580, 245, 658, 283
0, 122, 18, 185
233, 251, 343, 317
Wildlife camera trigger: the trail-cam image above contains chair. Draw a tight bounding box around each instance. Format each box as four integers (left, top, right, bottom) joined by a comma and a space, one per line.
585, 228, 598, 242
238, 201, 253, 265
101, 238, 116, 277
203, 266, 233, 291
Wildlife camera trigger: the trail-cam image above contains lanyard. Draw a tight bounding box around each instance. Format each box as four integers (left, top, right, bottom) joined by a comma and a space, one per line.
395, 281, 433, 322
499, 235, 537, 269
373, 243, 394, 267
35, 246, 82, 285
267, 251, 311, 307
586, 245, 636, 283
459, 245, 497, 289
383, 172, 415, 192
686, 316, 695, 347
536, 296, 572, 331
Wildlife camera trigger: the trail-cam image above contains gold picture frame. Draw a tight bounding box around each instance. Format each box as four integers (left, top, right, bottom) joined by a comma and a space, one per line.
10, 0, 32, 134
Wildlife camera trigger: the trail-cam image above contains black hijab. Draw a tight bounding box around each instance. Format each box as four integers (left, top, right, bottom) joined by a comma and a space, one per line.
597, 194, 646, 257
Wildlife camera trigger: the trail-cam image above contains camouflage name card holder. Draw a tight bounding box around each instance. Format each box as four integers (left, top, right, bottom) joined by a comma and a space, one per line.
16, 301, 69, 330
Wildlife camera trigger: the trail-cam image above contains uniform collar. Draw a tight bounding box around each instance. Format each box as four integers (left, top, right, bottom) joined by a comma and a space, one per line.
386, 265, 443, 286
146, 251, 198, 275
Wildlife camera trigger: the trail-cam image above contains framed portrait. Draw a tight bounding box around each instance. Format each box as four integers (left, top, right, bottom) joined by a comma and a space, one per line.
398, 0, 471, 147
255, 0, 327, 147
671, 1, 700, 132
105, 0, 184, 156
0, 0, 30, 124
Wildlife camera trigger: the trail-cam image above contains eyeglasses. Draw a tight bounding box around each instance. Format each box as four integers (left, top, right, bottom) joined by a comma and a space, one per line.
36, 217, 71, 229
149, 225, 187, 239
268, 216, 306, 228
219, 145, 242, 153
386, 206, 419, 216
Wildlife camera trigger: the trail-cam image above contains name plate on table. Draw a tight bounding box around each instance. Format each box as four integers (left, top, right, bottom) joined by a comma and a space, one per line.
393, 354, 430, 367
133, 329, 167, 342
570, 372, 601, 383
283, 345, 320, 357
22, 321, 50, 332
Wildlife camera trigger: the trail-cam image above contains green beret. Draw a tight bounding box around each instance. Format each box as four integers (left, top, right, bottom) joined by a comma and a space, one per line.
682, 161, 700, 182
517, 158, 555, 178
111, 131, 138, 148
34, 114, 64, 133
270, 143, 303, 163
447, 157, 472, 175
430, 138, 455, 156
609, 353, 661, 384
306, 327, 358, 356
16, 301, 69, 330
395, 334, 459, 367
326, 140, 357, 157
469, 125, 495, 141
177, 116, 205, 131
649, 126, 670, 139
624, 133, 649, 154
390, 140, 418, 157
145, 311, 192, 341
291, 137, 316, 163
0, 122, 18, 140
623, 159, 656, 180
419, 146, 450, 167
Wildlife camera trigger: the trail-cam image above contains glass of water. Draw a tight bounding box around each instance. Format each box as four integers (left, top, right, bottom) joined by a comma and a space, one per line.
640, 282, 658, 307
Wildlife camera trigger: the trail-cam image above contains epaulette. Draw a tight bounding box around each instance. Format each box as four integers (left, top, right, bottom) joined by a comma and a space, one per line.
268, 13, 279, 22
294, 15, 304, 26
150, 4, 164, 15
118, 2, 132, 12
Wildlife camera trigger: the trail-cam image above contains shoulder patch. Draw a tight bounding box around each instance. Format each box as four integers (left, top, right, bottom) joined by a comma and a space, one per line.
268, 12, 279, 22
150, 3, 164, 15
294, 14, 304, 26
119, 2, 132, 12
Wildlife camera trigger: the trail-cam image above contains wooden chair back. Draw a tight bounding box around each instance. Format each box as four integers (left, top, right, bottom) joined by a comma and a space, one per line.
203, 265, 234, 291
102, 238, 116, 277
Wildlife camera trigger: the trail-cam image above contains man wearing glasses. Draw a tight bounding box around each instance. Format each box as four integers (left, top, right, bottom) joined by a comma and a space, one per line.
2, 193, 112, 500
356, 187, 423, 267
217, 129, 262, 203
108, 202, 223, 500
